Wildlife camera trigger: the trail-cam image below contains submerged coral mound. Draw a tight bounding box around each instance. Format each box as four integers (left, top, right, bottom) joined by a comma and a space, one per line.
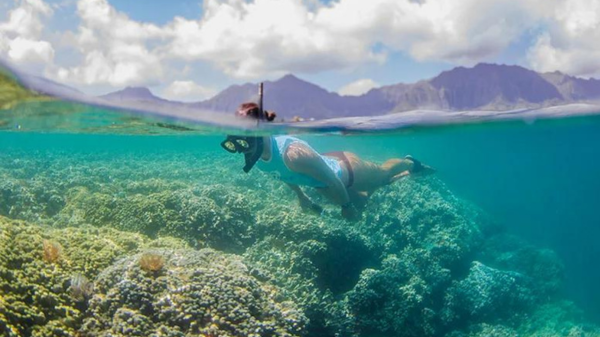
0, 215, 188, 337
442, 261, 535, 324
0, 215, 305, 337
80, 248, 306, 337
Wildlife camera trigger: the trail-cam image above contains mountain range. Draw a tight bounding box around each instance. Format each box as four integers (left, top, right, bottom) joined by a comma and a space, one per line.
99, 63, 600, 120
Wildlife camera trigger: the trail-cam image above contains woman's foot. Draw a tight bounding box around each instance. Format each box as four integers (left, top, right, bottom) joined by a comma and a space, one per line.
405, 155, 436, 175
299, 198, 324, 215
389, 156, 435, 182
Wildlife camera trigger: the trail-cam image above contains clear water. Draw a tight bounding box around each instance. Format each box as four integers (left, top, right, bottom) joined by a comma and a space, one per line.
1, 85, 600, 336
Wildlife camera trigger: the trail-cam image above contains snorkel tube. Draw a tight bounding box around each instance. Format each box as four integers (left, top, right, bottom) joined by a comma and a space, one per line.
241, 82, 265, 173
258, 82, 264, 121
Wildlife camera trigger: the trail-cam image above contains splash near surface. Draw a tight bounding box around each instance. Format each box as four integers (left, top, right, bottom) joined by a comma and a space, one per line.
1, 62, 600, 337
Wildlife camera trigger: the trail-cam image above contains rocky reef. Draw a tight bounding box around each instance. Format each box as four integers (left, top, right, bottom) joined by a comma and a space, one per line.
81, 248, 305, 337
0, 216, 304, 337
0, 215, 188, 336
1, 146, 599, 336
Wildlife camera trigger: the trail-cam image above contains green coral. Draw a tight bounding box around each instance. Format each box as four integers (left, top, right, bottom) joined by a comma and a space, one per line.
477, 234, 565, 298
360, 178, 484, 269
342, 253, 445, 337
56, 184, 256, 253
0, 216, 188, 337
80, 248, 307, 337
441, 261, 535, 327
244, 239, 340, 337
1, 144, 600, 337
516, 301, 600, 336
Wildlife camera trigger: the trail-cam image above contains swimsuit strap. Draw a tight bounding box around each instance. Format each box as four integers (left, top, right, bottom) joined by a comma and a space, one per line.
325, 151, 354, 188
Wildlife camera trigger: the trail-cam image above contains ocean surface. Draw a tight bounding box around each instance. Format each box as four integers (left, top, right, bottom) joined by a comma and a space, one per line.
1, 77, 600, 336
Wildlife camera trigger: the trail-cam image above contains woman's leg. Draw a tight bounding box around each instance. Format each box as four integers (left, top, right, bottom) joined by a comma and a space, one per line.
331, 152, 415, 193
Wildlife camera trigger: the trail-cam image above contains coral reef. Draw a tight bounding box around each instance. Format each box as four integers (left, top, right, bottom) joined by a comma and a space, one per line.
343, 253, 443, 336
441, 261, 535, 326
360, 178, 485, 268
477, 234, 565, 299
68, 274, 94, 302
0, 215, 188, 337
1, 144, 599, 337
42, 240, 63, 263
446, 301, 600, 337
515, 301, 600, 336
56, 183, 256, 253
138, 252, 165, 273
80, 248, 307, 337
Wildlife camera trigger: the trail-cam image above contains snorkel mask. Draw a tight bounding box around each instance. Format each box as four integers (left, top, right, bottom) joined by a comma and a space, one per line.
221, 83, 266, 173
220, 135, 264, 173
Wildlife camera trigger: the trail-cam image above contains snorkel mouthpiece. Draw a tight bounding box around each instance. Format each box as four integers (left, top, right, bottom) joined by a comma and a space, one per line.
242, 137, 263, 173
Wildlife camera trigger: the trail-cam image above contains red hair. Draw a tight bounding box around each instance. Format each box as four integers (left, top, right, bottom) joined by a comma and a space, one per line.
236, 102, 276, 121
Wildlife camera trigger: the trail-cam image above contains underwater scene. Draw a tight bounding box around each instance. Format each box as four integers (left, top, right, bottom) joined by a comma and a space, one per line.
2, 71, 600, 337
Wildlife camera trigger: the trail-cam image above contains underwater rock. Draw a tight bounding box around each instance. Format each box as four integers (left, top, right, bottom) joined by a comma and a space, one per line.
361, 178, 484, 271
81, 248, 307, 337
447, 300, 600, 337
0, 175, 41, 220
0, 215, 188, 337
244, 238, 342, 337
0, 159, 70, 222
57, 184, 256, 253
342, 253, 446, 337
441, 261, 535, 326
158, 186, 256, 252
513, 300, 600, 336
245, 197, 378, 336
252, 213, 375, 295
446, 323, 518, 337
477, 234, 565, 299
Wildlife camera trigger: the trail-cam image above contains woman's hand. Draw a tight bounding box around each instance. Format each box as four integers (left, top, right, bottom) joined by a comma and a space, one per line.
299, 198, 324, 215
341, 203, 360, 221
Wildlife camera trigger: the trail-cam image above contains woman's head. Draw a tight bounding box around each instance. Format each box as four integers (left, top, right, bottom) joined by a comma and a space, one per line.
236, 102, 276, 121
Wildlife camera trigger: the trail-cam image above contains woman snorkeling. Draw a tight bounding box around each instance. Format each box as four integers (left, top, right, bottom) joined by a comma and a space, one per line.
221, 102, 435, 220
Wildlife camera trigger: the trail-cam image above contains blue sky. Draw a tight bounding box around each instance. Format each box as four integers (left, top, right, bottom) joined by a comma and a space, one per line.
1, 0, 599, 100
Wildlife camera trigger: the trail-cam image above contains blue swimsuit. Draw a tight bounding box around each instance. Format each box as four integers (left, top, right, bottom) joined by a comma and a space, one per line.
256, 136, 342, 188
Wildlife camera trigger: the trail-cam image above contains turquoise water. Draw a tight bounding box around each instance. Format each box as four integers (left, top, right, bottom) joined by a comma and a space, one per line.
1, 97, 600, 336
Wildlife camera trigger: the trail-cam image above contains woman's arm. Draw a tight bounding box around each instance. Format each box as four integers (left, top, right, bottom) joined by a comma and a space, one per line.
285, 183, 323, 214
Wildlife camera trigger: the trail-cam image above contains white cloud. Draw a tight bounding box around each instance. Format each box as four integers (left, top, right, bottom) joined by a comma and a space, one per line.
0, 0, 55, 66
54, 0, 166, 87
161, 0, 545, 79
162, 80, 217, 101
0, 0, 52, 38
527, 0, 600, 78
163, 0, 387, 78
7, 36, 54, 63
5, 0, 600, 93
338, 78, 379, 96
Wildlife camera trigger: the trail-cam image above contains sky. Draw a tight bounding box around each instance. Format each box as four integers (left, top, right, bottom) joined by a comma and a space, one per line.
1, 0, 600, 101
